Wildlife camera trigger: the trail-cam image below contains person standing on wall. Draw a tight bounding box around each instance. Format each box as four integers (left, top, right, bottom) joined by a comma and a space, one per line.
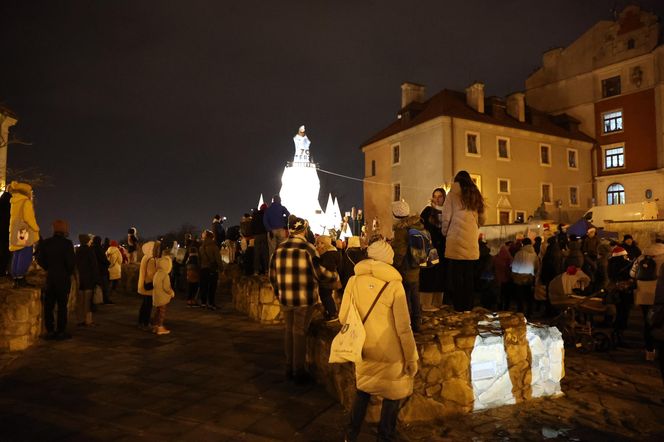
441, 171, 486, 312
8, 181, 40, 287
419, 187, 446, 310
264, 195, 290, 258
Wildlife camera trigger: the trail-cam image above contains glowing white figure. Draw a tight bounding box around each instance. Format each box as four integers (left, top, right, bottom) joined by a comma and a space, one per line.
293, 125, 311, 163
257, 194, 265, 209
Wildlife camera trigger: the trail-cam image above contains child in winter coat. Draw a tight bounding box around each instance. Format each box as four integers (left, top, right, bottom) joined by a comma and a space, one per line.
315, 235, 342, 321
152, 256, 175, 335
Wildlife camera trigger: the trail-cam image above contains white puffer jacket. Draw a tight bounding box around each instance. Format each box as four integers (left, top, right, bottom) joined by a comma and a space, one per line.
152, 257, 174, 307
106, 246, 123, 281
339, 259, 418, 400
630, 242, 664, 305
441, 182, 485, 260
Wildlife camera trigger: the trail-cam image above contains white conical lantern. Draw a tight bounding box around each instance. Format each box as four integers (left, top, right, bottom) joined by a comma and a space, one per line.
258, 194, 265, 209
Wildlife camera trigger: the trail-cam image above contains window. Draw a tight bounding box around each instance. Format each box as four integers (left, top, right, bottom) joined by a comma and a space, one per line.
371, 160, 376, 176
569, 186, 579, 207
497, 178, 510, 194
392, 144, 400, 165
602, 76, 621, 98
603, 145, 625, 169
498, 210, 511, 225
627, 38, 635, 49
515, 211, 526, 223
567, 148, 578, 169
541, 183, 552, 203
607, 183, 625, 205
393, 183, 401, 202
540, 144, 551, 166
469, 173, 482, 192
497, 137, 510, 160
602, 110, 623, 134
466, 131, 480, 156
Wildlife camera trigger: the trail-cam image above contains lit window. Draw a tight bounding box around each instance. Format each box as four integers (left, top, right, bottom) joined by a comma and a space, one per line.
602, 110, 623, 134
498, 178, 510, 194
466, 132, 480, 156
392, 144, 400, 164
540, 144, 551, 166
541, 183, 552, 203
607, 183, 625, 205
604, 146, 625, 169
569, 187, 579, 206
393, 183, 401, 202
470, 173, 482, 192
627, 38, 635, 49
567, 149, 578, 169
515, 211, 526, 223
497, 137, 510, 160
602, 76, 621, 98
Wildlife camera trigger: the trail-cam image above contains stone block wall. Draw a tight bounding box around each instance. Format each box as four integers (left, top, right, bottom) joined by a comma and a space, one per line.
0, 286, 42, 351
231, 274, 282, 324
307, 308, 564, 423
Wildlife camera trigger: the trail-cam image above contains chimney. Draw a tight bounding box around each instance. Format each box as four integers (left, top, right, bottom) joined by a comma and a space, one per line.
401, 82, 426, 108
465, 82, 485, 113
506, 92, 526, 122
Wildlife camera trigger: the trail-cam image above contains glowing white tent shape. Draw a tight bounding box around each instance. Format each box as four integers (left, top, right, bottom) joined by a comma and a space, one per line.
257, 194, 265, 210
470, 326, 516, 410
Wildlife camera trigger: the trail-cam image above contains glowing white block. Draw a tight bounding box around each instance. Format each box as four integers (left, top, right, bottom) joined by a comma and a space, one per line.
527, 325, 564, 398
471, 330, 515, 410
279, 164, 326, 234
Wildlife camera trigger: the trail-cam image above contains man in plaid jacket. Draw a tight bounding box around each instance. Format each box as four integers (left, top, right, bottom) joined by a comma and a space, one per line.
269, 216, 338, 383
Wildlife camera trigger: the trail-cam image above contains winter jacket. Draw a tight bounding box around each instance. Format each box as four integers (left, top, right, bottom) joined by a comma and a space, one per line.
269, 235, 337, 307
548, 270, 591, 305
251, 209, 267, 235
186, 253, 200, 283
341, 247, 367, 289
630, 242, 664, 305
319, 248, 342, 290
339, 259, 418, 400
152, 257, 175, 307
92, 242, 110, 278
106, 246, 123, 281
37, 233, 75, 290
263, 202, 290, 231
564, 240, 584, 269
75, 244, 99, 291
540, 239, 563, 287
441, 182, 485, 260
581, 235, 600, 258
493, 245, 513, 285
622, 241, 642, 261
392, 215, 425, 283
8, 182, 40, 251
212, 220, 226, 245
199, 237, 223, 271
511, 244, 539, 286
137, 241, 158, 296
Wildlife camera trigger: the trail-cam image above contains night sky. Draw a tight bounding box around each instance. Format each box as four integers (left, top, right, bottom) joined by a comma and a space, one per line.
1, 0, 663, 242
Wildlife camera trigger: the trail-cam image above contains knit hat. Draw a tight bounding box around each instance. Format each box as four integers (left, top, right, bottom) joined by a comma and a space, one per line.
566, 266, 578, 275
392, 200, 410, 218
52, 219, 68, 235
367, 239, 394, 265
288, 216, 307, 233
623, 234, 633, 241
612, 246, 628, 257
347, 236, 361, 248
110, 240, 119, 247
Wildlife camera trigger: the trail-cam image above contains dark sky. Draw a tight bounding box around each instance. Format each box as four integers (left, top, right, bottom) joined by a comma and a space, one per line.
1, 0, 663, 241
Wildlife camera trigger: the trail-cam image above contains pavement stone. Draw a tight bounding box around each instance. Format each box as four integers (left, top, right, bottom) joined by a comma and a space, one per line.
1, 287, 664, 441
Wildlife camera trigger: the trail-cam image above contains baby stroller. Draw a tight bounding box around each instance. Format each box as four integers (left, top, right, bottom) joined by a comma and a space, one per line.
548, 270, 614, 353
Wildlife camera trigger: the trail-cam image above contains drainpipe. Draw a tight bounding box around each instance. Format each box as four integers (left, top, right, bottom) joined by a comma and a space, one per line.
450, 117, 455, 184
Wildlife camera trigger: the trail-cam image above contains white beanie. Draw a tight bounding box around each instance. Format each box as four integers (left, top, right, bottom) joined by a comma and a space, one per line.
392, 200, 410, 218
367, 240, 394, 265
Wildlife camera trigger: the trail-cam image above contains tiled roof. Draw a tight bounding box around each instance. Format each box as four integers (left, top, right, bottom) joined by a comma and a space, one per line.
360, 89, 596, 148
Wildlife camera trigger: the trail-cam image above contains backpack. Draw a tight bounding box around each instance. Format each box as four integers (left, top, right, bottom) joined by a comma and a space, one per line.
407, 228, 438, 268
636, 255, 658, 281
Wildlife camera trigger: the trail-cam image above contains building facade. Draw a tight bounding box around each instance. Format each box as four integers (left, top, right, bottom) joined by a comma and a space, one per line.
361, 83, 594, 237
526, 5, 664, 214
0, 106, 18, 191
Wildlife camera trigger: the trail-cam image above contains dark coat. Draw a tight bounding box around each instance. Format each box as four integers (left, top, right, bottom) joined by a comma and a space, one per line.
419, 206, 446, 292
212, 220, 226, 246
37, 233, 75, 290
263, 202, 289, 231
251, 210, 267, 235
540, 239, 563, 286
92, 243, 110, 278
341, 247, 367, 290
75, 244, 100, 290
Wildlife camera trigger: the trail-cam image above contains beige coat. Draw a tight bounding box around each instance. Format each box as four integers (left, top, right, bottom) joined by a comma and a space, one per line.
339, 259, 418, 400
137, 241, 158, 296
152, 257, 174, 307
106, 246, 123, 281
441, 182, 485, 260
630, 242, 664, 305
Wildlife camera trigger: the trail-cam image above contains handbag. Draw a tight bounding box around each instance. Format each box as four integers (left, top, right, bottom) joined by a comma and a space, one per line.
329, 281, 389, 364
93, 285, 104, 305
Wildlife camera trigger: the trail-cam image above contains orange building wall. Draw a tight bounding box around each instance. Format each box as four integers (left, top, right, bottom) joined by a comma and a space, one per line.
595, 88, 657, 176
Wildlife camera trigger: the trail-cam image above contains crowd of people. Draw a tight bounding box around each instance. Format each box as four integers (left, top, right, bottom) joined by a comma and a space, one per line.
5, 174, 664, 441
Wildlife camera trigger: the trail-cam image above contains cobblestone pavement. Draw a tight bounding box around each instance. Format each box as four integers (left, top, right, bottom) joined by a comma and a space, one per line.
1, 289, 663, 441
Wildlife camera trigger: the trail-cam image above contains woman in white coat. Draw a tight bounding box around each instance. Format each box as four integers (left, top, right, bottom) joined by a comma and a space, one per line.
441, 170, 486, 312
339, 239, 418, 442
106, 240, 123, 299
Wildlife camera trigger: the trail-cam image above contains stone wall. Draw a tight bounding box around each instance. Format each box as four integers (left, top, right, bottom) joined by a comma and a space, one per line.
604, 220, 664, 249
231, 274, 283, 324
307, 308, 564, 423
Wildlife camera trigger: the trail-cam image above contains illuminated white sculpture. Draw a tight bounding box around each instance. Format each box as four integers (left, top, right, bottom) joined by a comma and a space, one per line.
279, 125, 326, 234
257, 194, 265, 209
